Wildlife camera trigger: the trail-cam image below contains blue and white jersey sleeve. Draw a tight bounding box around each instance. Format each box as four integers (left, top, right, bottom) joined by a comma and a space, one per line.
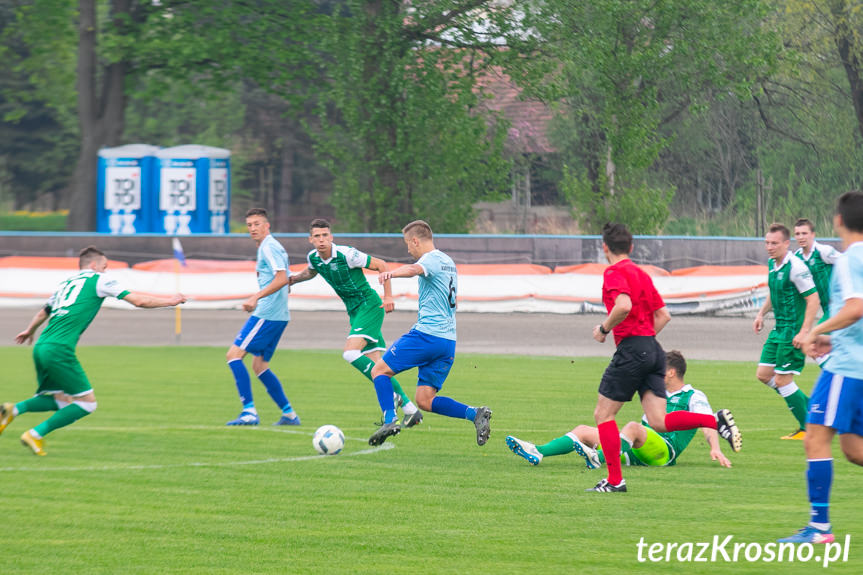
825, 243, 863, 375
413, 250, 457, 341
254, 235, 290, 322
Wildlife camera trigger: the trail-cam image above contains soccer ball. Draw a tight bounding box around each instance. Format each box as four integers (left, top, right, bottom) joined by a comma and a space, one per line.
313, 425, 345, 455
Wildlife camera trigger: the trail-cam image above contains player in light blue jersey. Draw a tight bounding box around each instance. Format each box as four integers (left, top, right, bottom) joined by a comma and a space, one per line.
224, 208, 298, 426
367, 220, 491, 446
780, 191, 863, 544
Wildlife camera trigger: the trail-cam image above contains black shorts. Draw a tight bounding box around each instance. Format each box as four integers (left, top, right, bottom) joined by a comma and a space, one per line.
598, 336, 666, 402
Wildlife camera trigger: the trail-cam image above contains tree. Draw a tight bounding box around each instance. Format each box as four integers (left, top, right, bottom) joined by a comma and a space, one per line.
311, 0, 513, 233
7, 0, 318, 230
504, 0, 779, 232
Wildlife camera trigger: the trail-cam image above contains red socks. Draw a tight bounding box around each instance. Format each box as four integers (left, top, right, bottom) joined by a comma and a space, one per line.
597, 420, 623, 485
664, 411, 716, 431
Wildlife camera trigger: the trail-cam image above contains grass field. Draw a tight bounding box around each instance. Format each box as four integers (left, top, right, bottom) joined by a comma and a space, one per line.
1, 347, 861, 574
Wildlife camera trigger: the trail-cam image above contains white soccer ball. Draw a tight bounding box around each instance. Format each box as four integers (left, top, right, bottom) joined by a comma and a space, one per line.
313, 425, 345, 455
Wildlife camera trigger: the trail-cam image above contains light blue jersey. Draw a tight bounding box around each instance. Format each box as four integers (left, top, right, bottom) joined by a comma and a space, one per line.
414, 249, 457, 341
253, 234, 290, 322
825, 241, 863, 377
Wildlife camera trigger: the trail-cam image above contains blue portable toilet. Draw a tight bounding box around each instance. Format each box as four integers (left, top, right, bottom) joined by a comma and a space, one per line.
154, 145, 231, 235
97, 144, 160, 234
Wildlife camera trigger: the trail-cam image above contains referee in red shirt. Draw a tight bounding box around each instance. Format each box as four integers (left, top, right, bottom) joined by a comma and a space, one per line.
588, 223, 742, 492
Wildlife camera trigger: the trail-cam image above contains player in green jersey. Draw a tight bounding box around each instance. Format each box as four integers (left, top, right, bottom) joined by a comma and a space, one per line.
0, 246, 186, 455
754, 223, 820, 440
288, 219, 422, 426
505, 350, 732, 469
794, 218, 841, 320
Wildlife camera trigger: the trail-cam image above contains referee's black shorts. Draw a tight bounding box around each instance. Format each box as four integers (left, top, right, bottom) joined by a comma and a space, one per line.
598, 336, 666, 402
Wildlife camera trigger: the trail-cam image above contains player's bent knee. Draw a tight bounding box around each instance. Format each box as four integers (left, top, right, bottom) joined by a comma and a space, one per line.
73, 400, 97, 413
343, 349, 363, 363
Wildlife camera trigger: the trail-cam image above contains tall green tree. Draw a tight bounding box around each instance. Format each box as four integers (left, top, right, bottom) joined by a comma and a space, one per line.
6, 0, 318, 230
505, 0, 779, 233
312, 0, 513, 233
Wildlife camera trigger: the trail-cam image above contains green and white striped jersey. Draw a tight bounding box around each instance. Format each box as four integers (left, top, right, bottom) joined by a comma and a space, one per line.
768, 252, 817, 336
38, 270, 130, 349
307, 244, 380, 312
643, 385, 713, 464
795, 241, 841, 317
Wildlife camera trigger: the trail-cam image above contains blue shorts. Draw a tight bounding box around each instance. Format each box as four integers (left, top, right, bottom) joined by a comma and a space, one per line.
808, 369, 863, 435
233, 316, 288, 362
383, 329, 456, 390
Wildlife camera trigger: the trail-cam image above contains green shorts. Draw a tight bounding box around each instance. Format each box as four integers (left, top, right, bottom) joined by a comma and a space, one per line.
759, 330, 805, 374
33, 343, 93, 397
623, 428, 674, 467
347, 303, 387, 354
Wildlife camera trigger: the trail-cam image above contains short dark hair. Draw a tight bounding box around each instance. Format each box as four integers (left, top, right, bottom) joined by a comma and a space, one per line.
245, 208, 268, 220
402, 220, 433, 240
602, 223, 632, 255
666, 350, 687, 379
837, 191, 863, 232
767, 223, 790, 240
78, 246, 106, 269
794, 218, 814, 232
309, 218, 331, 233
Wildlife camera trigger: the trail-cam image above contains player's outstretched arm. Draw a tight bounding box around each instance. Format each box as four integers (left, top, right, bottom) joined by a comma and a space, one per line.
15, 306, 51, 344
124, 292, 187, 309
367, 257, 395, 312
378, 263, 424, 283
801, 297, 863, 356
287, 267, 317, 286
702, 428, 732, 468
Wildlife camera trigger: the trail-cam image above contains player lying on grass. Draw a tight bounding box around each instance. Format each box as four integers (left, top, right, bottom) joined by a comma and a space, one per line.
506, 350, 732, 469
1, 246, 185, 456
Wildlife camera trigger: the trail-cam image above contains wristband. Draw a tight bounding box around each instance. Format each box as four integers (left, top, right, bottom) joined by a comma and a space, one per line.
599, 324, 610, 335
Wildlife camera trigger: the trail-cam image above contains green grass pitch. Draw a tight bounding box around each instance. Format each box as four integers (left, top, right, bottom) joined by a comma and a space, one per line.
1, 347, 861, 574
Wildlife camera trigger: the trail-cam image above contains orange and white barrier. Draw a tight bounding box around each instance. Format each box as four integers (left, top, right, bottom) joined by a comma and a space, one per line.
0, 257, 766, 314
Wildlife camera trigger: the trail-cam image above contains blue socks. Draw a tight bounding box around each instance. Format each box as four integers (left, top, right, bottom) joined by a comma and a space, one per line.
230, 360, 293, 414
228, 359, 253, 407
808, 458, 833, 527
373, 375, 397, 423
431, 396, 474, 420
258, 369, 291, 413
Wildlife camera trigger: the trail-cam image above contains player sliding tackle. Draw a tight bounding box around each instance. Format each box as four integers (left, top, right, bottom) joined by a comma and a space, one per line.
367, 220, 491, 447
1, 246, 186, 456
507, 350, 732, 469
584, 223, 741, 492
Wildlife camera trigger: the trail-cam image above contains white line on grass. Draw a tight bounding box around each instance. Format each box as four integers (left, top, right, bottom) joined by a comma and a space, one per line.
0, 425, 396, 472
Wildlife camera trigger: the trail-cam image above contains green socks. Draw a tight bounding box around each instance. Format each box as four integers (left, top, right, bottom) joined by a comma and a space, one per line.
33, 404, 91, 438
536, 435, 577, 457
350, 355, 411, 407
781, 386, 809, 429
16, 395, 59, 414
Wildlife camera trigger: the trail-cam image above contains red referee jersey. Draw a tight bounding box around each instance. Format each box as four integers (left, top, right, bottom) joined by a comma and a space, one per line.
602, 258, 665, 345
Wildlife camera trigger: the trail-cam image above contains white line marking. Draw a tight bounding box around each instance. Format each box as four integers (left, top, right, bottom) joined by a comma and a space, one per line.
0, 425, 395, 472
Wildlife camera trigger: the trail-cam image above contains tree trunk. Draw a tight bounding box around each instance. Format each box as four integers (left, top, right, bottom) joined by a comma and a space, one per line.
66, 0, 128, 231
276, 145, 294, 231
831, 0, 863, 141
